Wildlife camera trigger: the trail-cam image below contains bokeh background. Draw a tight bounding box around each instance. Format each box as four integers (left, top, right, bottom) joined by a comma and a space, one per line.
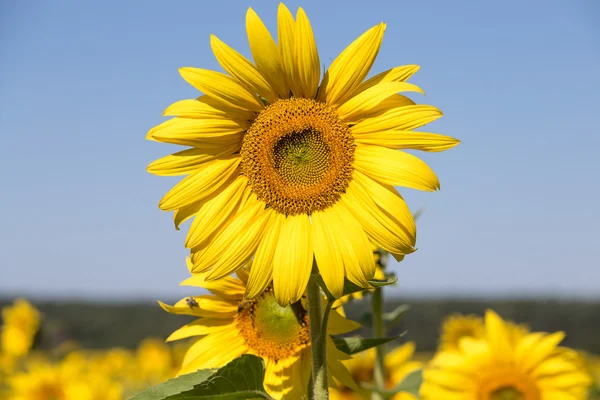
1, 0, 599, 354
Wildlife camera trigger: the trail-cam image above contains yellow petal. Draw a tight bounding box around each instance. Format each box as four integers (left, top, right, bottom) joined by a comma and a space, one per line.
147, 146, 239, 177
246, 7, 288, 97
353, 171, 416, 247
166, 318, 231, 342
163, 96, 253, 121
149, 117, 245, 147
351, 104, 442, 135
272, 214, 313, 305
354, 144, 439, 191
210, 35, 277, 103
173, 201, 203, 230
181, 269, 245, 300
294, 7, 320, 98
337, 81, 424, 122
354, 65, 420, 94
331, 202, 376, 287
180, 328, 246, 373
193, 202, 271, 278
157, 295, 236, 318
355, 130, 460, 152
343, 94, 415, 125
311, 210, 345, 298
245, 213, 285, 299
185, 176, 249, 248
159, 157, 240, 210
341, 175, 415, 256
327, 308, 361, 335
179, 67, 263, 111
277, 3, 298, 97
484, 310, 513, 362
520, 332, 566, 373
318, 23, 386, 106
326, 336, 359, 390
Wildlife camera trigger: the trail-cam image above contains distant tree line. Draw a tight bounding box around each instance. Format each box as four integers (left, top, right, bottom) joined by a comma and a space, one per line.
1, 298, 598, 353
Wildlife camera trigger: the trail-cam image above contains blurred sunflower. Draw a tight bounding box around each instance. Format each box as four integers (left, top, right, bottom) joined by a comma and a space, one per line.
160, 260, 359, 399
439, 313, 529, 352
5, 358, 122, 400
438, 314, 485, 352
330, 342, 422, 400
1, 299, 41, 358
147, 3, 458, 305
421, 310, 592, 400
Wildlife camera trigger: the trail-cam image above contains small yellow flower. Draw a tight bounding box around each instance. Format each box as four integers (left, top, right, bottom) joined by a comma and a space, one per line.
421, 310, 592, 400
330, 342, 422, 400
161, 260, 360, 399
1, 299, 41, 358
147, 3, 458, 305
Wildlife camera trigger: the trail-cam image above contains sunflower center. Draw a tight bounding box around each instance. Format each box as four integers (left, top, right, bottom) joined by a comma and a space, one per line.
236, 288, 310, 361
478, 369, 540, 400
490, 387, 524, 400
240, 97, 354, 216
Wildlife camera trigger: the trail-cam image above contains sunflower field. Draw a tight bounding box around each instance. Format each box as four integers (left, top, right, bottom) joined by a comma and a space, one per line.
1, 295, 599, 399
2, 1, 598, 399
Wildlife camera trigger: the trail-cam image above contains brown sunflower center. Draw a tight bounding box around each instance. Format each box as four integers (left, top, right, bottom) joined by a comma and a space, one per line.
478, 369, 540, 400
236, 288, 310, 361
240, 97, 354, 216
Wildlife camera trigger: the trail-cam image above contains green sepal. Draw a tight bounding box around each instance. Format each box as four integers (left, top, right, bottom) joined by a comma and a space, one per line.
368, 275, 398, 288
332, 335, 403, 355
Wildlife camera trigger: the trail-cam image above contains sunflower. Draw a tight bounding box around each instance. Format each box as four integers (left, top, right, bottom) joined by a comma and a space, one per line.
160, 260, 360, 399
439, 313, 529, 352
421, 310, 592, 400
438, 314, 485, 352
330, 342, 422, 400
147, 3, 458, 305
1, 299, 41, 358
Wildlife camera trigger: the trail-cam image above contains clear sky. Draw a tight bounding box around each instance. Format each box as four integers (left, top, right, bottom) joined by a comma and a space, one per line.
1, 0, 599, 301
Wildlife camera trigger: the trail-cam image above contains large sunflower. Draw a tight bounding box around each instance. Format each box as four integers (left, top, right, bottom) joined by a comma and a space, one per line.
147, 4, 459, 305
160, 260, 359, 399
421, 310, 592, 400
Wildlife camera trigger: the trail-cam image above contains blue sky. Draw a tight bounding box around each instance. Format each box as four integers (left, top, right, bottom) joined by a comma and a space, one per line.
1, 0, 598, 300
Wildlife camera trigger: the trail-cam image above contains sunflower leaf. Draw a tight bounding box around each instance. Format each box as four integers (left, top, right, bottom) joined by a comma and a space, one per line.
383, 304, 410, 333
167, 354, 271, 400
332, 336, 401, 355
128, 369, 215, 400
130, 354, 272, 400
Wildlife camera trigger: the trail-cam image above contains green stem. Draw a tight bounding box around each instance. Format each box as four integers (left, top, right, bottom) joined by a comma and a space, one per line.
307, 265, 329, 400
372, 286, 385, 400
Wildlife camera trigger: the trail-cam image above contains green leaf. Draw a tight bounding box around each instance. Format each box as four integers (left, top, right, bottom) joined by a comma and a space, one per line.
166, 354, 271, 400
332, 336, 401, 355
383, 304, 410, 334
129, 369, 215, 400
129, 355, 272, 400
368, 276, 398, 288
385, 369, 423, 399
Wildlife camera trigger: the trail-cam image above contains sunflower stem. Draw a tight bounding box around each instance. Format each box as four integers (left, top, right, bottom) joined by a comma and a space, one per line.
307, 264, 329, 400
372, 286, 386, 400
